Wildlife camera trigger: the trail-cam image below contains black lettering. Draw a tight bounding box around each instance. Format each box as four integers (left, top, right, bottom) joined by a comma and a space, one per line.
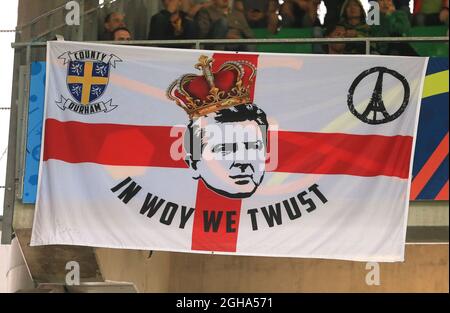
283, 197, 302, 220
100, 53, 107, 62
140, 193, 165, 218
261, 203, 282, 227
226, 211, 237, 233
247, 209, 259, 231
203, 211, 223, 232
297, 191, 316, 213
179, 206, 194, 229
160, 202, 178, 225
117, 181, 142, 204
309, 184, 328, 204
111, 177, 132, 192
94, 103, 101, 112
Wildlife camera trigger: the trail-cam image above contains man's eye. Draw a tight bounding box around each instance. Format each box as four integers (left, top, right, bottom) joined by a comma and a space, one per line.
246, 141, 263, 150
213, 144, 234, 154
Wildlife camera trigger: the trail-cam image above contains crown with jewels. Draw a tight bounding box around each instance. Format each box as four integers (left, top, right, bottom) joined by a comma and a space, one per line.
167, 55, 256, 119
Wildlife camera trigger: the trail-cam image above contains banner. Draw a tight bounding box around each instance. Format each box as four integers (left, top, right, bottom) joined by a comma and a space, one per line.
22, 59, 448, 203
31, 41, 428, 262
411, 58, 449, 200
23, 62, 46, 203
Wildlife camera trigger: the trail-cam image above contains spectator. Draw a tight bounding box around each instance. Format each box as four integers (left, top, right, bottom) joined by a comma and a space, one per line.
371, 0, 413, 55
100, 12, 126, 41
181, 0, 212, 19
373, 0, 411, 36
149, 0, 196, 40
393, 0, 412, 16
234, 0, 245, 12
413, 0, 449, 26
304, 0, 321, 27
323, 0, 346, 27
242, 0, 279, 34
113, 27, 132, 41
196, 0, 254, 50
324, 24, 347, 54
339, 0, 370, 53
442, 0, 450, 25
280, 0, 321, 28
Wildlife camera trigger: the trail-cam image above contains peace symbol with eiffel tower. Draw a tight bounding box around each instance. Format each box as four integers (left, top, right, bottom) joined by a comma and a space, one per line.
347, 67, 410, 125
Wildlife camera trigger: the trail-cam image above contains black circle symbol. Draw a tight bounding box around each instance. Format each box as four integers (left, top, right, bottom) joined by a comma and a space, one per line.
347, 67, 410, 125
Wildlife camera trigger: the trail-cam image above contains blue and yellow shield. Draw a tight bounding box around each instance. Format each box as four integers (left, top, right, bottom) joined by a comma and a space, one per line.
67, 61, 110, 105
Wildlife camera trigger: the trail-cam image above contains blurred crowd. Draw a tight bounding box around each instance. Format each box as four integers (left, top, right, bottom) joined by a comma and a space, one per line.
99, 0, 449, 55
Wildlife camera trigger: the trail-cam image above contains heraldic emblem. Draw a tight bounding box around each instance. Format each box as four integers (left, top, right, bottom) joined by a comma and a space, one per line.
56, 50, 122, 115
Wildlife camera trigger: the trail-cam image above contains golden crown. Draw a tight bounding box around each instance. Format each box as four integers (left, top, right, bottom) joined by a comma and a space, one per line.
167, 55, 256, 119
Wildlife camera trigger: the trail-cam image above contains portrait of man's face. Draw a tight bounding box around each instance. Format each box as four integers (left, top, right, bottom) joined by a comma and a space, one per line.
185, 104, 268, 199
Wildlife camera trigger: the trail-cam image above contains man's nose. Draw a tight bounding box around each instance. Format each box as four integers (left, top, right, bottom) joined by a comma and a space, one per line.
231, 162, 254, 172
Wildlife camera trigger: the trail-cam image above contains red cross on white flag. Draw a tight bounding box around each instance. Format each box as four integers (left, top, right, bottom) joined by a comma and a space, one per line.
31, 41, 428, 262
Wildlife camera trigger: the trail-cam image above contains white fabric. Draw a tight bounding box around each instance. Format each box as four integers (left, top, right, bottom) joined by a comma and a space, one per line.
31, 41, 428, 262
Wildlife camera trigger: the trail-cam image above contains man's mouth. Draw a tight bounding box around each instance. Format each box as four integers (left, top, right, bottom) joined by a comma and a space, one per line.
229, 174, 253, 185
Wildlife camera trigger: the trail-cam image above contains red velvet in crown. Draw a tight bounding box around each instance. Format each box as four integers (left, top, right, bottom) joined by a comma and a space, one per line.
167, 55, 256, 118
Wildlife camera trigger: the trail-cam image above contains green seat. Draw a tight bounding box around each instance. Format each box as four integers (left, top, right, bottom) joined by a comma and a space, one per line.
251, 26, 448, 56
252, 28, 314, 54
409, 26, 448, 57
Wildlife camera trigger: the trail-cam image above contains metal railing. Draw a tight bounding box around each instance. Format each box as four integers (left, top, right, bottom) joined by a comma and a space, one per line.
17, 3, 68, 30
16, 0, 119, 30
15, 0, 126, 42
1, 35, 449, 245
16, 1, 82, 41
11, 35, 450, 49
9, 36, 450, 76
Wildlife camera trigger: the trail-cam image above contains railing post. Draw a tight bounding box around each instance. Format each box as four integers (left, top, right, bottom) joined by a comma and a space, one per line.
30, 22, 36, 40
47, 13, 53, 40
195, 41, 201, 50
15, 65, 29, 201
26, 44, 31, 68
0, 43, 25, 244
78, 0, 85, 41
366, 39, 371, 55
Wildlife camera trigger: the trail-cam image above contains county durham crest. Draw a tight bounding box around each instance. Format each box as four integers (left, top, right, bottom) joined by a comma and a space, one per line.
56, 50, 122, 115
